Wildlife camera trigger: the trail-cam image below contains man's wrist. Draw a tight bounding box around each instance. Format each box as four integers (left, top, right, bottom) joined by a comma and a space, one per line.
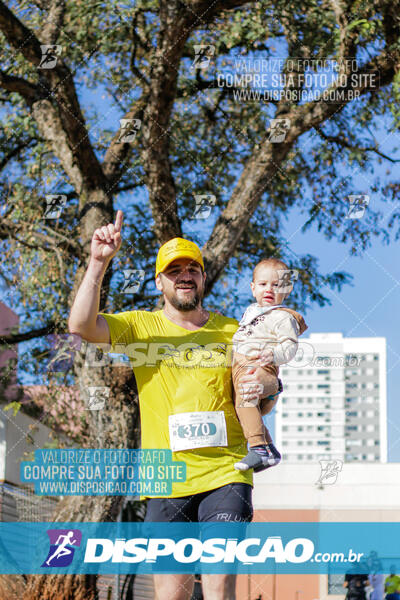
87, 256, 111, 281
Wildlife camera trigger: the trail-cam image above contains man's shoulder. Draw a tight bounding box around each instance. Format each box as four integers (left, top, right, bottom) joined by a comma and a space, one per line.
101, 309, 161, 329
118, 309, 160, 319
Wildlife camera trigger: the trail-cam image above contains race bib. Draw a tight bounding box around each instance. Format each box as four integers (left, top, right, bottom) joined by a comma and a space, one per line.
168, 411, 228, 451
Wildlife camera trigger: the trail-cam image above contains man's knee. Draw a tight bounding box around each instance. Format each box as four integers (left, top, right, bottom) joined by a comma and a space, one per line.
153, 574, 194, 600
202, 573, 236, 600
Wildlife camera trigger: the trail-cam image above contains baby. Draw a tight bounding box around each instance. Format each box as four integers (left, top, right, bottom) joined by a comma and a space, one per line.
232, 257, 308, 472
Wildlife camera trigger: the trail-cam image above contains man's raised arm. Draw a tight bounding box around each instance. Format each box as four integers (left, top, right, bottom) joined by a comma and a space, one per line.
68, 210, 123, 344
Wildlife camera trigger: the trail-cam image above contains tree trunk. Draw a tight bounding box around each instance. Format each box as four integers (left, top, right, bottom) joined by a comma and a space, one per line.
20, 359, 140, 600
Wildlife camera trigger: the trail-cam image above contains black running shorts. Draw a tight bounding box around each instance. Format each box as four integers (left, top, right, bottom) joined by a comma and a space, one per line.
144, 482, 253, 523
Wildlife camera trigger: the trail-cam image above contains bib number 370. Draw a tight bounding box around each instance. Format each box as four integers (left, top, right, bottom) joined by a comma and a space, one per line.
180, 422, 216, 438
169, 411, 228, 451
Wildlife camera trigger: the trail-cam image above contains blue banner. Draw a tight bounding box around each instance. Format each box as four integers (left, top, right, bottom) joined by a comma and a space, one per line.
0, 522, 398, 574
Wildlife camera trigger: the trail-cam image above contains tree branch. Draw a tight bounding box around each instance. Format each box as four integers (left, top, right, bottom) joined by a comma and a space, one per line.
0, 216, 82, 259
0, 139, 36, 171
102, 99, 147, 190
189, 0, 258, 19
330, 0, 357, 63
0, 266, 13, 287
0, 323, 57, 345
317, 128, 400, 162
177, 77, 257, 98
0, 70, 38, 105
41, 223, 83, 257
0, 1, 43, 65
40, 0, 65, 44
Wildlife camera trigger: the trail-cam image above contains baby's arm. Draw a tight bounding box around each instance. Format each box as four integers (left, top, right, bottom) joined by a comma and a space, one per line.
270, 314, 300, 365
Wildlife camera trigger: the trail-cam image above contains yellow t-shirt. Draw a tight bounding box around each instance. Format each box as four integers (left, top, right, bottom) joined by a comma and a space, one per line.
99, 309, 253, 497
385, 575, 400, 594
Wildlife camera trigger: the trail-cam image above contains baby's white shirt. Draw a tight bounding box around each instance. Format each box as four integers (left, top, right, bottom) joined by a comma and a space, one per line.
232, 303, 300, 365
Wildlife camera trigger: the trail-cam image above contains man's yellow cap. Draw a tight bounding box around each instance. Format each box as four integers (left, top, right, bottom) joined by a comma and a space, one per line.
155, 238, 204, 278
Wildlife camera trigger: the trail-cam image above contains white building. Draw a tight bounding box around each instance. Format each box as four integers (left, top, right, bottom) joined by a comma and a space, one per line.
248, 462, 400, 600
275, 333, 387, 464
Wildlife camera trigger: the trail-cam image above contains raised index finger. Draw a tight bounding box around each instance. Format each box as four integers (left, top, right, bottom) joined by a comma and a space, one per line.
114, 210, 123, 232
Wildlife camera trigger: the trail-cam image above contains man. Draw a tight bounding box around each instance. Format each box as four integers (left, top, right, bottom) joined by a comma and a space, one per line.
68, 211, 271, 600
385, 566, 400, 600
343, 565, 370, 600
367, 551, 384, 600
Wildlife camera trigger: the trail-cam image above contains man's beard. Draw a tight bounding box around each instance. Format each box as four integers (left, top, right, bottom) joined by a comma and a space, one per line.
168, 285, 203, 311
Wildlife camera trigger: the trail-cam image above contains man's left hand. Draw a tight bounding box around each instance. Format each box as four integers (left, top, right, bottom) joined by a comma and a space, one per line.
238, 367, 265, 403
257, 348, 274, 366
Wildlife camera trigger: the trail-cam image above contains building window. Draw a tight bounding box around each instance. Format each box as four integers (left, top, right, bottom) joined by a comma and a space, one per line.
328, 574, 345, 594
346, 355, 358, 365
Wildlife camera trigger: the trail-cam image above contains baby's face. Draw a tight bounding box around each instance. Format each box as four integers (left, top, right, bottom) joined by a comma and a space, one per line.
250, 265, 291, 307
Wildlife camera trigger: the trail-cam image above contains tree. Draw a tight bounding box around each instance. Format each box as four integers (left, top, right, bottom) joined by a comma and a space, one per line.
1, 0, 400, 597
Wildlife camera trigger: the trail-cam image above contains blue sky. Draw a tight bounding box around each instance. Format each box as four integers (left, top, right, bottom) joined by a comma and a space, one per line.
277, 202, 400, 462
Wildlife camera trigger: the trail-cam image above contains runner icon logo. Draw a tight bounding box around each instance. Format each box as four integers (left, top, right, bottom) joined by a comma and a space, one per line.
41, 529, 82, 567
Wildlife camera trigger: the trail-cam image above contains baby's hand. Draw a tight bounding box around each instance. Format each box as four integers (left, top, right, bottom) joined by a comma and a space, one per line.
257, 348, 274, 366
